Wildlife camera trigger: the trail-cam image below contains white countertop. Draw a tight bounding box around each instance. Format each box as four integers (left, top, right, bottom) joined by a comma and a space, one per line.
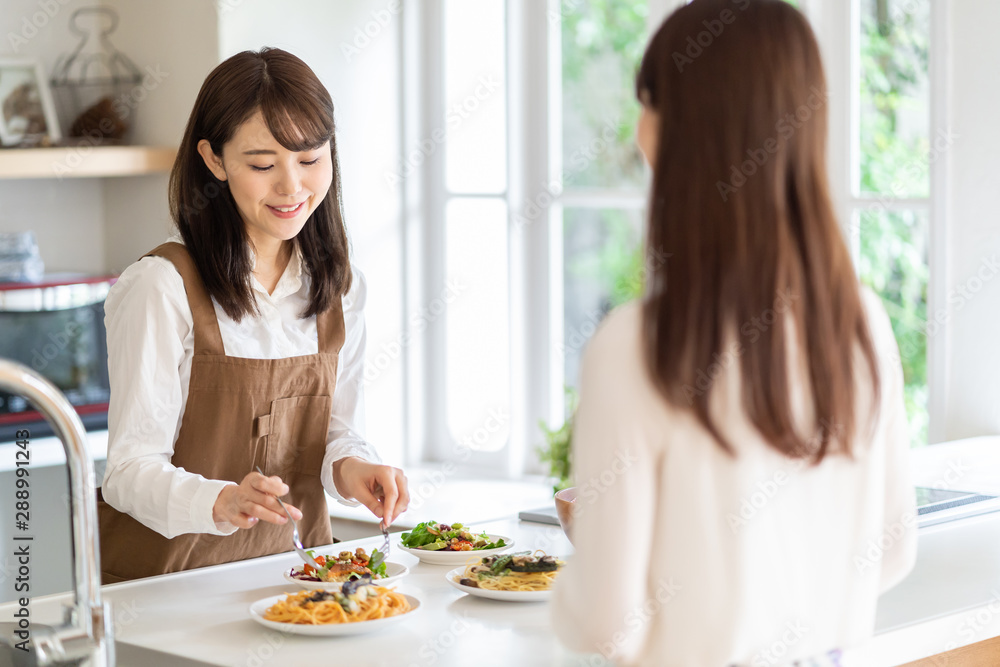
7, 511, 1000, 667
16, 518, 582, 667
7, 435, 1000, 665
327, 466, 556, 530
0, 428, 108, 472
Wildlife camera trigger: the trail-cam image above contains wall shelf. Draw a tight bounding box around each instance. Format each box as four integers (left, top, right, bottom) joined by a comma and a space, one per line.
0, 145, 177, 180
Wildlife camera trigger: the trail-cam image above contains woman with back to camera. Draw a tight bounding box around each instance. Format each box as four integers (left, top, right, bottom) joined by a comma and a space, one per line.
551, 1, 916, 665
98, 48, 409, 583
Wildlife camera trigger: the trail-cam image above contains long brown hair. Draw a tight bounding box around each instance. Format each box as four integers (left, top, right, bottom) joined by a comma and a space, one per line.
169, 47, 351, 322
635, 0, 879, 461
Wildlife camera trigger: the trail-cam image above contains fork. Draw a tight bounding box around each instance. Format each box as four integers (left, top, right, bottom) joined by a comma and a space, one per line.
369, 521, 391, 571
255, 466, 322, 570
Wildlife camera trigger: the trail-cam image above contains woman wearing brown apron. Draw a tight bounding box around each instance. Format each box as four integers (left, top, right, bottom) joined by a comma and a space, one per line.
97, 48, 409, 584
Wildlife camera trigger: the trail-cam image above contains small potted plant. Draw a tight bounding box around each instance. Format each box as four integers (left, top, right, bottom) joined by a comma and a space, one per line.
538, 389, 579, 542
537, 388, 577, 494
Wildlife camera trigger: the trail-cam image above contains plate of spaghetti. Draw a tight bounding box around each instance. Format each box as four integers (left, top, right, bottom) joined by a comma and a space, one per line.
445, 551, 565, 602
249, 581, 419, 636
284, 547, 409, 590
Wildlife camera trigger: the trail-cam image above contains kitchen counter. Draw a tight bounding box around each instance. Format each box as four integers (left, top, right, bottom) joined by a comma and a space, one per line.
326, 466, 555, 540
3, 510, 1000, 667
5, 437, 1000, 665
13, 518, 580, 667
0, 429, 108, 472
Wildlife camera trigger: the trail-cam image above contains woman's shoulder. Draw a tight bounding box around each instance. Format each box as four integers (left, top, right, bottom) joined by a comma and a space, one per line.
579, 301, 646, 385
585, 300, 643, 357
857, 285, 899, 358
341, 263, 367, 314
105, 252, 188, 322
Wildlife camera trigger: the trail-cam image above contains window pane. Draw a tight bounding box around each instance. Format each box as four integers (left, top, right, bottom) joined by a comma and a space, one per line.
561, 0, 647, 189
446, 198, 510, 451
562, 207, 644, 388
856, 208, 928, 446
444, 0, 507, 194
858, 0, 930, 197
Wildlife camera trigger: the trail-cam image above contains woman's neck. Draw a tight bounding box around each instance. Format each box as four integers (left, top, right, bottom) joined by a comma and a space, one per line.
250, 237, 292, 296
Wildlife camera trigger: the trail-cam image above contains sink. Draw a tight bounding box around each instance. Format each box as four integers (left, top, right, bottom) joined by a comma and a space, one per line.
0, 623, 215, 667
0, 359, 112, 666
0, 623, 79, 667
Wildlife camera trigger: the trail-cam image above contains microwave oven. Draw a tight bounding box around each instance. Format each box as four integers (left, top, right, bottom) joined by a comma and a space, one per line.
0, 274, 116, 442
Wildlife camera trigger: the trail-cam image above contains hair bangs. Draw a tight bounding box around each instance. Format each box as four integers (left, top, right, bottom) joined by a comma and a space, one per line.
260, 95, 333, 153
256, 47, 334, 152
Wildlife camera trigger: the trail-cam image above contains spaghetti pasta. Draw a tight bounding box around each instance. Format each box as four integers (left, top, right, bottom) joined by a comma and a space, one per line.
263, 586, 412, 625
455, 550, 564, 592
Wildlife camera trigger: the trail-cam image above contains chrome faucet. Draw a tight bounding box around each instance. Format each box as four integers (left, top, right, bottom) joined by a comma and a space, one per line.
0, 359, 113, 666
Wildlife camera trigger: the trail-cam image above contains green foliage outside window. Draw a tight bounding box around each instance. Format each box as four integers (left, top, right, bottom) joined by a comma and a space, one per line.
561, 0, 647, 188
857, 0, 930, 445
545, 0, 929, 491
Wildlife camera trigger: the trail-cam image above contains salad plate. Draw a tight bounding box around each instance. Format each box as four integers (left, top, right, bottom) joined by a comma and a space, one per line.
398, 539, 513, 565
284, 561, 409, 590
398, 521, 513, 565
445, 566, 552, 602
248, 593, 420, 636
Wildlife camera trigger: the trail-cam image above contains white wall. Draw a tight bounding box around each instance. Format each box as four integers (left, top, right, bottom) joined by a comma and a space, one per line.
0, 0, 107, 272
0, 0, 218, 273
101, 0, 219, 271
218, 0, 405, 465
0, 178, 104, 272
943, 0, 1000, 439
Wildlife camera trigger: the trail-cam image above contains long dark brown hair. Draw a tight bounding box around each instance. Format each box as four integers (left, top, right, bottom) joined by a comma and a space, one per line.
635, 0, 879, 461
169, 47, 351, 322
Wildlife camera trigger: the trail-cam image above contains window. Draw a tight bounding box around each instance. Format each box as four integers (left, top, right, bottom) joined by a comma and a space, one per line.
403, 0, 943, 473
442, 0, 511, 453
853, 0, 931, 446
552, 0, 941, 448
555, 0, 649, 401
404, 0, 516, 466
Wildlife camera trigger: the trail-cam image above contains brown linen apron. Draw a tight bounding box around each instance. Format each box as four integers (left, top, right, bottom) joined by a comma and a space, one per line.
97, 242, 343, 584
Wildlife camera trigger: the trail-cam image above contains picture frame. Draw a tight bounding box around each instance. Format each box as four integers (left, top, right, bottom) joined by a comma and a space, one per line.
0, 58, 61, 147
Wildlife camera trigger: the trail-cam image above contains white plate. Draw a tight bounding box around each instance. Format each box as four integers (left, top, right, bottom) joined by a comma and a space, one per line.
397, 535, 513, 565
445, 566, 552, 602
283, 561, 410, 590
248, 593, 420, 636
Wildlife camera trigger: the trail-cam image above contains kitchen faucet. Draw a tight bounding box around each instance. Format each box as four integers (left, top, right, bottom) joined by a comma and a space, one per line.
0, 359, 113, 666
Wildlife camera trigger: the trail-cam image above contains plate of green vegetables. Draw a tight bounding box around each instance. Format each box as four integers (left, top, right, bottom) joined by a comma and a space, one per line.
398, 521, 513, 565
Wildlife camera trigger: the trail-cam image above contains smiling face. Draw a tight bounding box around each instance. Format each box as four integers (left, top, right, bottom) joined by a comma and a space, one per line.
197, 111, 333, 255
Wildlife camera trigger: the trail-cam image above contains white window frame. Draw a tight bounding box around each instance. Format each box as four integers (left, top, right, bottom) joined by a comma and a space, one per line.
401, 0, 652, 476
546, 0, 659, 436
400, 0, 546, 476
398, 0, 950, 474
811, 0, 949, 444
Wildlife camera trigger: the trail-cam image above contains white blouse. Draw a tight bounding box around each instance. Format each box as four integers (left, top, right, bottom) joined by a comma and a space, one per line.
551, 289, 917, 666
101, 235, 379, 539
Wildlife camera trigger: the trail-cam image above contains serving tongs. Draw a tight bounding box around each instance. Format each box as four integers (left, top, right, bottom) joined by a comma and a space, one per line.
256, 466, 323, 571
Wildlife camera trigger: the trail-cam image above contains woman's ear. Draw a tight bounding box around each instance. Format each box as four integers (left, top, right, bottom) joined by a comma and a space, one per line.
197, 139, 228, 181
636, 102, 659, 170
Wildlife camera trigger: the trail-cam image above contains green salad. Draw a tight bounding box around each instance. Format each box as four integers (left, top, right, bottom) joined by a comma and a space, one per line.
400, 521, 507, 552
290, 547, 388, 583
